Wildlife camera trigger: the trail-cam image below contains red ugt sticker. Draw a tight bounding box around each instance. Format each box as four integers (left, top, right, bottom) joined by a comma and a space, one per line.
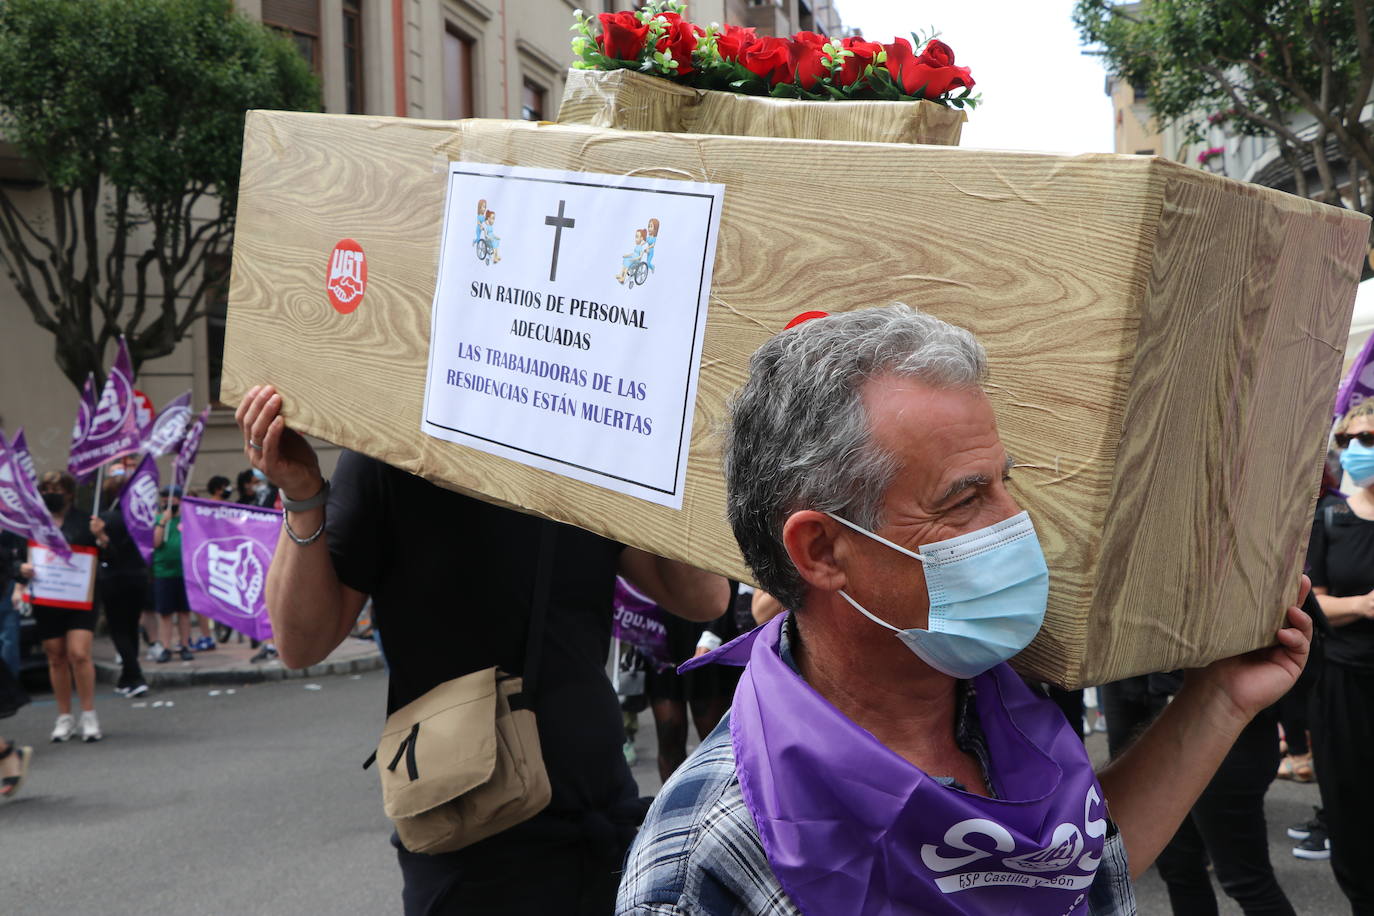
326, 239, 367, 314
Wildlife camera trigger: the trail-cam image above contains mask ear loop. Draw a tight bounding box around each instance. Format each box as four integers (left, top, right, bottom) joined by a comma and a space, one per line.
826, 513, 927, 563
825, 513, 927, 634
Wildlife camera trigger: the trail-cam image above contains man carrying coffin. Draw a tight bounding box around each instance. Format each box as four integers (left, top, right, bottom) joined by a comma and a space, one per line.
234, 385, 728, 915
618, 305, 1313, 916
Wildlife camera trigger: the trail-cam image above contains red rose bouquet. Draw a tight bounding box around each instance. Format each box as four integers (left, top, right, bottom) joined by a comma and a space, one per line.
571, 1, 978, 108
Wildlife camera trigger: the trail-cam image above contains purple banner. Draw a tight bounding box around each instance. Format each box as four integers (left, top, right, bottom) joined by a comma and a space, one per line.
612, 577, 672, 671
142, 391, 192, 458
174, 406, 209, 492
179, 496, 276, 641
0, 439, 70, 559
120, 454, 160, 566
69, 337, 141, 476
1335, 332, 1374, 420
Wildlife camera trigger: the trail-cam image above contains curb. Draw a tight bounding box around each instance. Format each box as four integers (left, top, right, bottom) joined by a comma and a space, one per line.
93, 650, 385, 688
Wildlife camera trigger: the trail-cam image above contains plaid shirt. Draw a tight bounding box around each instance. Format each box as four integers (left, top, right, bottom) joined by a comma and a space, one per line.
617, 720, 1137, 916
619, 620, 1137, 916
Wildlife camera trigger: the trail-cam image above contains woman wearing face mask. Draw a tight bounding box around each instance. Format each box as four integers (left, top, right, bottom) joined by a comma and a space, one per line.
1304, 400, 1374, 909
17, 471, 103, 742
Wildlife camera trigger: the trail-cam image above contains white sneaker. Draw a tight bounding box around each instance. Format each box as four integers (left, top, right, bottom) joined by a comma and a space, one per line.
80, 710, 102, 743
51, 713, 76, 742
145, 642, 164, 662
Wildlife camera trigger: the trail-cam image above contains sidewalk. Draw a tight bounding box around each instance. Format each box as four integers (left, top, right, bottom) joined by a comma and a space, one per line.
91, 631, 384, 687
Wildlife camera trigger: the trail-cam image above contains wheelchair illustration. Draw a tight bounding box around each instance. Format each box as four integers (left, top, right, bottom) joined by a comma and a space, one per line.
474, 236, 493, 265
625, 254, 654, 290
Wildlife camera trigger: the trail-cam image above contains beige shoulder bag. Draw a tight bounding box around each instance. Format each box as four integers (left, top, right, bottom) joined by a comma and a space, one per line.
365, 526, 557, 854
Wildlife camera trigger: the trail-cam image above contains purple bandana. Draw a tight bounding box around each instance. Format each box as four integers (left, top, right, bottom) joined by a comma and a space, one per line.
688, 615, 1107, 916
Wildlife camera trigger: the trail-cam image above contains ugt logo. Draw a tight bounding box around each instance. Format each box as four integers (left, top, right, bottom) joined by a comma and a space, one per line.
200, 538, 266, 618
326, 238, 367, 314
89, 368, 133, 438
128, 474, 160, 529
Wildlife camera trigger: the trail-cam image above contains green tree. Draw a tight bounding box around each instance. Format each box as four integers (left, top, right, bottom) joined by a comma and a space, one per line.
1076, 0, 1374, 264
0, 0, 319, 389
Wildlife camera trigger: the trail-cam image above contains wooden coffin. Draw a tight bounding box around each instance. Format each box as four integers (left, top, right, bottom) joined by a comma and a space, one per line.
223, 109, 1367, 686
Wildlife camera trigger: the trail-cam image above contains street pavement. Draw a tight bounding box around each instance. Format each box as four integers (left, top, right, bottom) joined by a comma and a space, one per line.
0, 665, 1351, 915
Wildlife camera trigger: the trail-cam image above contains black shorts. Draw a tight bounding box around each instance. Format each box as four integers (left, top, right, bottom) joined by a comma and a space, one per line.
152, 576, 190, 615
33, 605, 97, 641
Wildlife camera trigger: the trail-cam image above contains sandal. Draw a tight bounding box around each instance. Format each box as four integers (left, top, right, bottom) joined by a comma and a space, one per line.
0, 740, 33, 800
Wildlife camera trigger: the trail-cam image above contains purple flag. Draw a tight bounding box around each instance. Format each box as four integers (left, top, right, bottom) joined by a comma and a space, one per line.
612, 577, 673, 670
1335, 332, 1374, 420
142, 391, 192, 458
67, 373, 98, 484
174, 406, 210, 492
69, 338, 141, 476
10, 429, 37, 487
119, 454, 161, 566
0, 432, 32, 540
179, 496, 276, 641
0, 442, 70, 559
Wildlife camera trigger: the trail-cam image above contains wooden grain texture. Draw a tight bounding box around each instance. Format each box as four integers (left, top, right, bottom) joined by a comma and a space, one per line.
224, 111, 1366, 687
557, 68, 966, 146
1075, 173, 1369, 686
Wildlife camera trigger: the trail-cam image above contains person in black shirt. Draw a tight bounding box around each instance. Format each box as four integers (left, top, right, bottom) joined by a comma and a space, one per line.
1305, 400, 1374, 912
90, 454, 152, 695
237, 384, 729, 915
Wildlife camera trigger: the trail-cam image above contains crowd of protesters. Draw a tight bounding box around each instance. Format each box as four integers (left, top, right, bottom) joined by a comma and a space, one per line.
0, 454, 287, 754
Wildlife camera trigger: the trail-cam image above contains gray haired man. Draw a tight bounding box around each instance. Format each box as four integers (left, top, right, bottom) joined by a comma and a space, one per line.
617, 304, 1312, 916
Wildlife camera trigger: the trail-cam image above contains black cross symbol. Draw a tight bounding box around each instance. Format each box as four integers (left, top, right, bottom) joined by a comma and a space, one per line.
544, 200, 576, 282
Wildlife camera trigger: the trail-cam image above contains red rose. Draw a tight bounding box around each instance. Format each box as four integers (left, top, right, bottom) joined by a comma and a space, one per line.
839, 36, 882, 86
741, 35, 792, 85
920, 38, 956, 68
596, 11, 650, 61
882, 36, 974, 97
789, 36, 830, 90
792, 30, 828, 47
656, 16, 704, 73
715, 23, 756, 61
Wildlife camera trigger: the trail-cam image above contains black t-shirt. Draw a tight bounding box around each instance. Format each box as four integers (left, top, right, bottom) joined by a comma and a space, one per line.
97, 494, 148, 583
1306, 499, 1374, 669
326, 450, 635, 818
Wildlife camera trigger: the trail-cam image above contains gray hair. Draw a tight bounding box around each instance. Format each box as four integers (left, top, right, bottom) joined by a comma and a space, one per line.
724, 304, 987, 609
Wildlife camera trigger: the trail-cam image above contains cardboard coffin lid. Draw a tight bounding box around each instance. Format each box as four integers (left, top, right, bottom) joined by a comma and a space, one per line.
557, 67, 966, 146
223, 111, 1367, 687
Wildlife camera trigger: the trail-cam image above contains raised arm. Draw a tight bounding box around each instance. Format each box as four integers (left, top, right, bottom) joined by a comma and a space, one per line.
238, 385, 366, 669
618, 547, 729, 623
1096, 578, 1313, 877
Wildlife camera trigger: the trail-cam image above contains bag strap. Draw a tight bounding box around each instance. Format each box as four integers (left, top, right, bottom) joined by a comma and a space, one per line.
511, 523, 558, 710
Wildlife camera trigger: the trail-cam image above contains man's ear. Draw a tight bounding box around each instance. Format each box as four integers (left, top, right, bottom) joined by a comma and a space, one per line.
782, 510, 848, 595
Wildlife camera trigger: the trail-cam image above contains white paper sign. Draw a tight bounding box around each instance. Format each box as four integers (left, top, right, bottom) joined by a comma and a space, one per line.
421, 163, 725, 509
27, 542, 98, 610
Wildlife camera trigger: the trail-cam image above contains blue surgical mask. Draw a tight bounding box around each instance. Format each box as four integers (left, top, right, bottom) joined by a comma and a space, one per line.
1340, 440, 1374, 488
252, 468, 268, 482
826, 511, 1050, 679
